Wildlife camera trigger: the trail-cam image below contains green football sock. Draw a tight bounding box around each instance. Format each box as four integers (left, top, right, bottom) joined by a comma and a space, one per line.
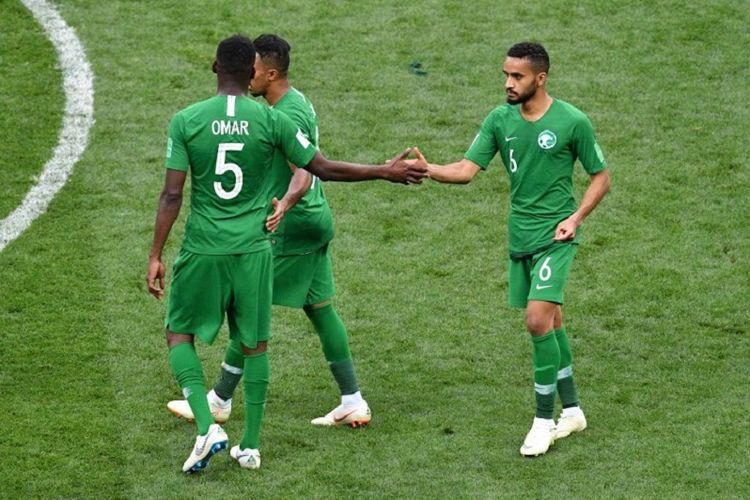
240, 351, 270, 450
213, 338, 244, 401
531, 331, 561, 419
305, 304, 360, 395
555, 327, 580, 408
168, 342, 212, 435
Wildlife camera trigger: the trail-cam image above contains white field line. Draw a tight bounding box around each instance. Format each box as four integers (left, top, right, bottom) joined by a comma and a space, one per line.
0, 0, 94, 252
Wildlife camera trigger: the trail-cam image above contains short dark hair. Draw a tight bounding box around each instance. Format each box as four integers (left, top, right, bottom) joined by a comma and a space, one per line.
215, 35, 255, 77
253, 34, 291, 76
507, 42, 550, 74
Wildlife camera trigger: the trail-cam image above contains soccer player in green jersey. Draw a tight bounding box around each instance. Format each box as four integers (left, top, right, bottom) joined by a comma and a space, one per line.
167, 34, 372, 429
147, 35, 424, 473
410, 42, 610, 457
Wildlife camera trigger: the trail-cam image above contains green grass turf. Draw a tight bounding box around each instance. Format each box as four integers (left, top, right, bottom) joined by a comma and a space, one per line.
1, 0, 748, 497
0, 2, 63, 218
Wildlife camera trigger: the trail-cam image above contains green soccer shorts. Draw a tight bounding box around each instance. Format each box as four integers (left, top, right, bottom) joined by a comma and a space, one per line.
165, 248, 273, 348
272, 243, 336, 308
507, 242, 578, 308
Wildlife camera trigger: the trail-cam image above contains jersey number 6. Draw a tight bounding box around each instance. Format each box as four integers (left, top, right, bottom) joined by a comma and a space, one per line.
509, 148, 518, 173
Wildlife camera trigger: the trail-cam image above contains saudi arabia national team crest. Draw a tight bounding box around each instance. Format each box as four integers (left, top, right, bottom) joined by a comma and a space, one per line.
538, 130, 557, 150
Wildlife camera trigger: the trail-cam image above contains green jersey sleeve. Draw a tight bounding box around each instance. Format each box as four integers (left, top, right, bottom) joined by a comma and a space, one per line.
273, 110, 317, 169
165, 113, 189, 171
464, 110, 500, 170
573, 114, 606, 175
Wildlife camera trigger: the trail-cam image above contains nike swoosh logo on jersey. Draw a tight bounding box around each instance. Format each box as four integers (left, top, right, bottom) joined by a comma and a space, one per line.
535, 284, 553, 290
505, 136, 517, 142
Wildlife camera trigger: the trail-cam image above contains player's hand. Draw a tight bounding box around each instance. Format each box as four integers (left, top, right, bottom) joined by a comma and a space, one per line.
147, 256, 166, 300
554, 216, 580, 241
410, 147, 431, 174
265, 197, 288, 232
386, 147, 428, 184
404, 147, 430, 183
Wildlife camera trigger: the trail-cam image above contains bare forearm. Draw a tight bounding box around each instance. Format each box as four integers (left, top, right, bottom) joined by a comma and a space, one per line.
306, 158, 391, 182
303, 149, 425, 184
427, 162, 467, 183
426, 158, 480, 184
571, 170, 610, 224
149, 192, 182, 259
281, 167, 312, 207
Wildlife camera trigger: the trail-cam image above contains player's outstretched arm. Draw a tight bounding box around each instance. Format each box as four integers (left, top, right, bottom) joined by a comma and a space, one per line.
411, 148, 481, 184
303, 148, 427, 184
147, 169, 186, 300
554, 169, 610, 241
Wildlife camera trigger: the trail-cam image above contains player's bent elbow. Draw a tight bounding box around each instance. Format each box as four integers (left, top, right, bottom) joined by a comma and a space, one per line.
161, 190, 183, 207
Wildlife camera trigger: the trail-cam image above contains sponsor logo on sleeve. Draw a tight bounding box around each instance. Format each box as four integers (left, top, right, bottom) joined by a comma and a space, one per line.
296, 129, 311, 149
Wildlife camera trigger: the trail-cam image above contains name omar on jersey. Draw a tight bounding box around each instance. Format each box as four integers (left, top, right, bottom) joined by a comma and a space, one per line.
211, 120, 249, 136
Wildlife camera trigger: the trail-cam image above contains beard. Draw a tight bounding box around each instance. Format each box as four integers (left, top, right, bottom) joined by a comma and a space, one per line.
249, 82, 265, 97
506, 82, 537, 104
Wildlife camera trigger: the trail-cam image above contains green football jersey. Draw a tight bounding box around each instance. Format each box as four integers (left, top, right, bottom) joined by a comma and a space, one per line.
465, 99, 606, 257
268, 87, 334, 256
165, 94, 317, 255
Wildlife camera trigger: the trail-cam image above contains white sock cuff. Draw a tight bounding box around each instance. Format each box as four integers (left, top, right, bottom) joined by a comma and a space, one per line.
561, 406, 583, 418
208, 389, 230, 405
221, 362, 243, 375
341, 391, 364, 407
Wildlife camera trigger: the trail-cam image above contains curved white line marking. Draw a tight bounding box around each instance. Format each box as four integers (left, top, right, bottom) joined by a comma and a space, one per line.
0, 0, 94, 252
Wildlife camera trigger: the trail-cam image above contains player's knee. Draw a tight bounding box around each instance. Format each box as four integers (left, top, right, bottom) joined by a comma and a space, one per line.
242, 340, 268, 356
525, 311, 552, 335
165, 330, 194, 349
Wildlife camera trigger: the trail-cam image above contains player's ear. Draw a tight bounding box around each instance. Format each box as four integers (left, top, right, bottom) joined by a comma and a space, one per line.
537, 71, 547, 86
267, 68, 279, 81
212, 60, 218, 74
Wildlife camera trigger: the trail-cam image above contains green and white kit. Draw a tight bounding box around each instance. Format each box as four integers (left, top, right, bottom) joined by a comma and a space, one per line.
465, 99, 606, 306
165, 94, 316, 344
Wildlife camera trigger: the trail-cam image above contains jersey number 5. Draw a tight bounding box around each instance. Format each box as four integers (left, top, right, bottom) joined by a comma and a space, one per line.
214, 143, 244, 200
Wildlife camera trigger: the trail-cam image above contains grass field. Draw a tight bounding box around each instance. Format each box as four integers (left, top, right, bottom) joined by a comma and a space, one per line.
1, 0, 749, 497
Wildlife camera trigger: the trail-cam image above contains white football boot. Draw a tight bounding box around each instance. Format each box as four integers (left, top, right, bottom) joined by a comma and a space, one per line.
520, 417, 556, 457
181, 424, 228, 473
555, 407, 587, 439
167, 389, 232, 424
230, 445, 261, 470
310, 400, 371, 427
